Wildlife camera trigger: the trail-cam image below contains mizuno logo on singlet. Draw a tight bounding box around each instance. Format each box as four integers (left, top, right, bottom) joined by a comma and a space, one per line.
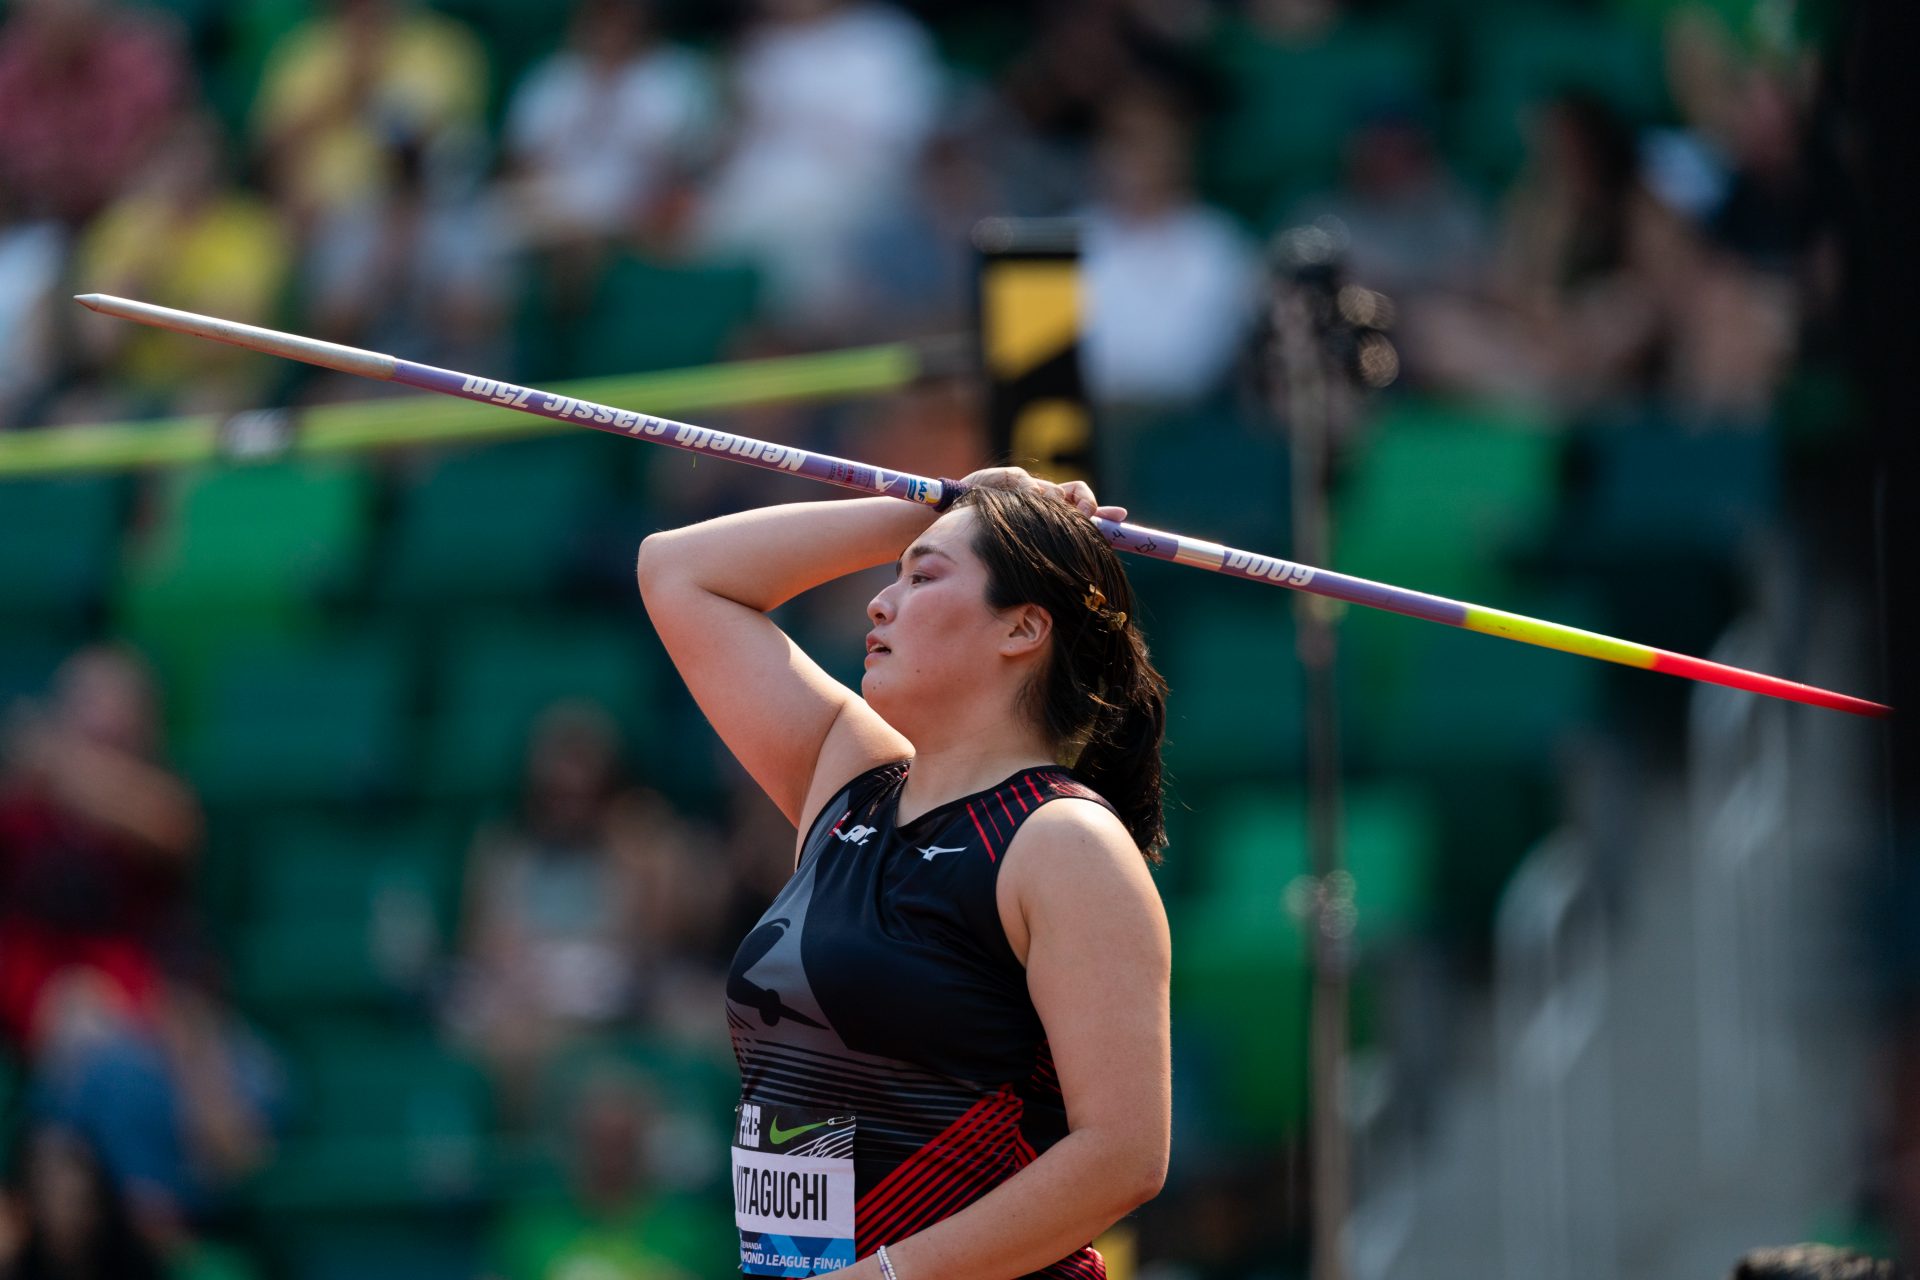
918, 845, 966, 861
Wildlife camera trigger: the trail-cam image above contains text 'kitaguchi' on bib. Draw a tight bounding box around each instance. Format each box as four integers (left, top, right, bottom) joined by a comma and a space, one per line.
733, 1101, 856, 1277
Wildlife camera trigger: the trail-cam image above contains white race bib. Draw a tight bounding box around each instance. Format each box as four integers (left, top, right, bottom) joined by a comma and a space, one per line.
733, 1101, 856, 1276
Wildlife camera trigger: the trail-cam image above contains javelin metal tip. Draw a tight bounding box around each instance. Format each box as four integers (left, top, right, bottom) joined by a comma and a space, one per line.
77, 292, 398, 381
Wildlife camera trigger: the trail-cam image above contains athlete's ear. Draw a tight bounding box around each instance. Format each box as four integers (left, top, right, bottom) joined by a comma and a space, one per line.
999, 603, 1052, 659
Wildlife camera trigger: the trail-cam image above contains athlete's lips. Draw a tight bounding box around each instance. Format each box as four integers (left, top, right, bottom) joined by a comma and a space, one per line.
865, 633, 891, 656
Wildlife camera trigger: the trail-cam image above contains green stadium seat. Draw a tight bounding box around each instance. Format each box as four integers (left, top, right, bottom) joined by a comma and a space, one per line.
1332, 397, 1564, 735
1199, 783, 1437, 947
1333, 396, 1561, 607
1455, 12, 1666, 182
1160, 607, 1306, 785
1172, 783, 1437, 1144
121, 459, 371, 618
177, 633, 412, 805
1342, 595, 1601, 945
117, 459, 374, 692
1099, 408, 1292, 555
1170, 897, 1311, 1143
248, 1030, 494, 1214
574, 255, 762, 379
1357, 590, 1604, 774
191, 803, 256, 959
0, 635, 66, 715
0, 475, 124, 633
1204, 18, 1435, 220
424, 618, 652, 799
381, 437, 613, 610
165, 1240, 265, 1280
526, 254, 762, 384
236, 816, 464, 1016
1567, 422, 1780, 558
1545, 422, 1775, 729
274, 1225, 483, 1280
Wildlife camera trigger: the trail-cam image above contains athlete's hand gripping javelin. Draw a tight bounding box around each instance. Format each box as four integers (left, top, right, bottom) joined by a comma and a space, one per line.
951, 466, 1130, 525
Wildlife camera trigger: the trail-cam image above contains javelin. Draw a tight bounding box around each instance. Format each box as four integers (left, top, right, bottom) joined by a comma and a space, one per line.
74, 293, 1890, 719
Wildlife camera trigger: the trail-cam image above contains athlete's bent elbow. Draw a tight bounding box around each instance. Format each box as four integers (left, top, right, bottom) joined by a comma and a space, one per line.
1094, 1139, 1167, 1216
1126, 1149, 1169, 1210
635, 531, 678, 595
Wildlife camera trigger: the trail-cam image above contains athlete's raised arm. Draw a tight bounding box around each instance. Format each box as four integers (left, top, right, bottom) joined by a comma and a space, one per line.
636, 471, 1125, 842
636, 495, 930, 832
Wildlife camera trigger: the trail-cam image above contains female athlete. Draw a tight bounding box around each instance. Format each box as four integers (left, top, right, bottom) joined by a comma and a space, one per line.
637, 467, 1171, 1280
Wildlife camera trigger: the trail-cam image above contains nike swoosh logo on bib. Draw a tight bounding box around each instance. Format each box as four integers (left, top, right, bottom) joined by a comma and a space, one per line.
768, 1117, 833, 1144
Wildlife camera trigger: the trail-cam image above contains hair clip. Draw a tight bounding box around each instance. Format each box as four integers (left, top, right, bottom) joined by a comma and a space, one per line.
1083, 585, 1107, 613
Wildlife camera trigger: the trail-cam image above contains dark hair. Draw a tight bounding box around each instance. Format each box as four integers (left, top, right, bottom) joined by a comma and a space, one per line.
957, 485, 1168, 861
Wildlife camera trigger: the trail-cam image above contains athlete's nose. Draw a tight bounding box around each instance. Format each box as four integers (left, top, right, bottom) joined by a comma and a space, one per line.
868, 586, 895, 626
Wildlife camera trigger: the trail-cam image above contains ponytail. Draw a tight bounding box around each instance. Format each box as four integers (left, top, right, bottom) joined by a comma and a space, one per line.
1069, 651, 1169, 861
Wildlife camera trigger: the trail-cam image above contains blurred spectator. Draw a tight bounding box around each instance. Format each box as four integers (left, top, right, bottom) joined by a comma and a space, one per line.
1243, 0, 1342, 43
1413, 92, 1694, 411
696, 0, 941, 330
1640, 18, 1813, 423
1282, 105, 1490, 302
502, 0, 716, 254
1704, 69, 1809, 271
0, 1123, 165, 1280
1002, 0, 1212, 140
1415, 89, 1798, 421
1490, 93, 1678, 393
304, 131, 511, 383
482, 1065, 723, 1280
0, 648, 274, 1239
0, 188, 65, 429
447, 702, 720, 1116
69, 114, 291, 418
250, 0, 487, 228
0, 0, 189, 227
1082, 89, 1260, 406
844, 123, 1004, 336
27, 984, 277, 1244
0, 647, 200, 1057
1660, 242, 1797, 423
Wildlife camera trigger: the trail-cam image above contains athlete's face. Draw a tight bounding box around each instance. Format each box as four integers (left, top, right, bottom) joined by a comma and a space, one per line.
861, 508, 1050, 724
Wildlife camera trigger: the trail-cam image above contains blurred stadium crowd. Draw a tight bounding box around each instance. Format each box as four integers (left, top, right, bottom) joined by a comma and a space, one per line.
0, 0, 1892, 1278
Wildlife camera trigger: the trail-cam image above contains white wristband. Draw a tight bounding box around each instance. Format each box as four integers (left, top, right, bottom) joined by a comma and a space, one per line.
876, 1244, 900, 1280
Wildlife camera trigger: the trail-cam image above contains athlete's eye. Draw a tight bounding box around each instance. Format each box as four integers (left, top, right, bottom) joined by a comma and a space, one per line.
909, 573, 930, 585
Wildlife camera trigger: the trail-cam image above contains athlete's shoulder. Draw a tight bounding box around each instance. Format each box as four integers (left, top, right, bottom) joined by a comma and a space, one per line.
1019, 788, 1132, 838
1000, 793, 1161, 953
1030, 768, 1119, 816
1003, 780, 1139, 875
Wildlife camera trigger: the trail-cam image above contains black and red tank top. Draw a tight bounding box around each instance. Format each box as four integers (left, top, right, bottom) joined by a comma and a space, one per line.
726, 759, 1116, 1279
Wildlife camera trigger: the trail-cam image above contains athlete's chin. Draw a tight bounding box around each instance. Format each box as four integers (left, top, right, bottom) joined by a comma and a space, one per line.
860, 673, 912, 727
